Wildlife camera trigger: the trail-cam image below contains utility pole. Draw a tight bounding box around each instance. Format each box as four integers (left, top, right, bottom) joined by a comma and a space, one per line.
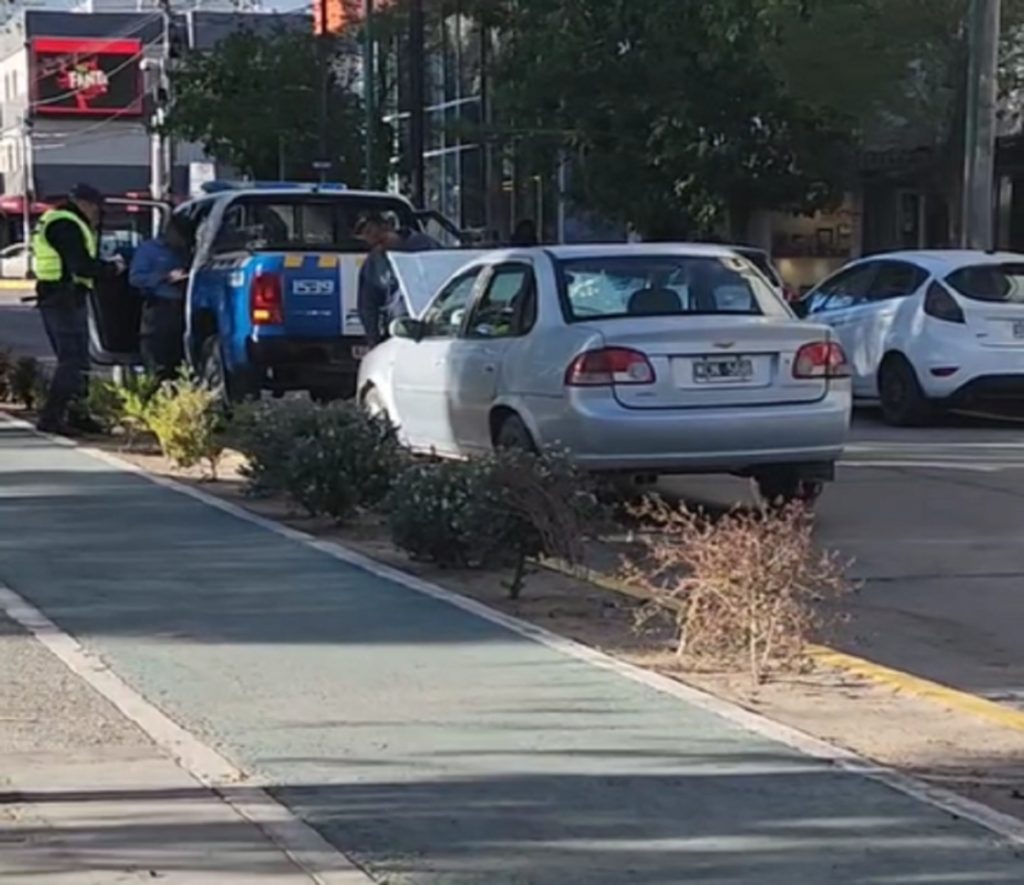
962, 0, 1001, 250
408, 0, 425, 207
149, 0, 173, 229
363, 0, 375, 189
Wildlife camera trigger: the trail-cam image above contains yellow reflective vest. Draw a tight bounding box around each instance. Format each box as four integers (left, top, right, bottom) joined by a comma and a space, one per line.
31, 208, 98, 289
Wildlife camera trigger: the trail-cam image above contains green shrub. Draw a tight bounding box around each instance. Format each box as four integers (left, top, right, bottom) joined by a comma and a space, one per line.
9, 357, 41, 409
230, 398, 323, 496
86, 373, 160, 442
144, 372, 225, 478
281, 401, 404, 522
386, 448, 603, 597
0, 348, 12, 401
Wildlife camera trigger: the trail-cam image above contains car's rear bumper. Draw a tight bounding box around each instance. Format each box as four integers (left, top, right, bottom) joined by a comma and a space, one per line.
248, 336, 365, 392
529, 387, 852, 474
943, 374, 1024, 409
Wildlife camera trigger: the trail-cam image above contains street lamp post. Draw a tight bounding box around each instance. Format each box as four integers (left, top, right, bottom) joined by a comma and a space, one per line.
962, 0, 1001, 250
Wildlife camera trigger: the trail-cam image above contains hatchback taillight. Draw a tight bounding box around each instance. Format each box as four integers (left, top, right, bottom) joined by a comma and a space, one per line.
923, 281, 965, 324
793, 341, 850, 379
251, 272, 283, 325
565, 347, 655, 386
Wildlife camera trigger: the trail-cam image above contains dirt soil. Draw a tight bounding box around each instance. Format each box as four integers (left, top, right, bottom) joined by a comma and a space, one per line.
17, 414, 1024, 826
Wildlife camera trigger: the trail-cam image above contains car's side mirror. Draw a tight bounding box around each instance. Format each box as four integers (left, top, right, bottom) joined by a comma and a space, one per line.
390, 317, 425, 341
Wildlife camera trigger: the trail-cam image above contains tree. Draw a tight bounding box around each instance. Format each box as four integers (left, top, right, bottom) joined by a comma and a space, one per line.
469, 0, 853, 238
165, 26, 366, 183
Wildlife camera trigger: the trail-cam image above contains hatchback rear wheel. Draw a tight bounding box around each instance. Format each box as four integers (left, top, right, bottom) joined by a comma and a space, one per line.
879, 355, 934, 427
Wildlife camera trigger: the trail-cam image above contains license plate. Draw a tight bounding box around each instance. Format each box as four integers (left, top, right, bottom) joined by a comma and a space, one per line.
692, 356, 753, 383
1012, 321, 1024, 339
352, 345, 369, 359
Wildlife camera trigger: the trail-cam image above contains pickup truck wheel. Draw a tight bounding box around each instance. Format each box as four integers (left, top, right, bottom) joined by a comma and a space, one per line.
200, 336, 259, 404
754, 471, 824, 508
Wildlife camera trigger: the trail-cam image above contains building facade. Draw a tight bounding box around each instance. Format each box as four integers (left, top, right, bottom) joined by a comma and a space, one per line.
0, 8, 303, 246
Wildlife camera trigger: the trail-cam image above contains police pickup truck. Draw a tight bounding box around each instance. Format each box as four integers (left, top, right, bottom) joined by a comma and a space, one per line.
88, 182, 466, 401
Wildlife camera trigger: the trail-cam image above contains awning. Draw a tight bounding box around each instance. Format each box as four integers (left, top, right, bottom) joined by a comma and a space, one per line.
0, 195, 54, 215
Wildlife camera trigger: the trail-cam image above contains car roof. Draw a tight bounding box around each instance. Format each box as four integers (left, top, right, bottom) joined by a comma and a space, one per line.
853, 249, 1024, 273
542, 242, 747, 260
190, 188, 415, 206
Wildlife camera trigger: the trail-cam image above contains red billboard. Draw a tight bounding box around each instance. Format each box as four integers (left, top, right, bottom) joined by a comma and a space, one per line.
31, 37, 143, 118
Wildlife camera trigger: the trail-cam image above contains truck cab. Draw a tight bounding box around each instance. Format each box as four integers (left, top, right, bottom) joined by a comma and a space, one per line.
88, 182, 465, 401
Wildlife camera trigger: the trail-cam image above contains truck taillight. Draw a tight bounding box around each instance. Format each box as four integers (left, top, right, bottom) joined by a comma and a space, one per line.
251, 272, 283, 325
565, 347, 655, 386
793, 341, 850, 379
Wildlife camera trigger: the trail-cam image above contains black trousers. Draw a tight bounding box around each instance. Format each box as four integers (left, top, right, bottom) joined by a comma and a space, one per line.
38, 294, 89, 423
140, 298, 185, 382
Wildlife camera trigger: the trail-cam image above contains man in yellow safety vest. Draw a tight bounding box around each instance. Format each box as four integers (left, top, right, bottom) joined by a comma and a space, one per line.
31, 183, 124, 435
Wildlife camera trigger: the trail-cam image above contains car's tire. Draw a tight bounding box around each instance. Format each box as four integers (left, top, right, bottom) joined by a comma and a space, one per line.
361, 386, 393, 425
200, 335, 260, 405
494, 413, 537, 452
754, 471, 824, 508
879, 355, 933, 427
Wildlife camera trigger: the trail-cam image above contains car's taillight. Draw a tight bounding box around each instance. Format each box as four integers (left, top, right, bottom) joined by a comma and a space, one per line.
793, 341, 850, 379
923, 281, 965, 324
565, 347, 655, 386
251, 272, 283, 325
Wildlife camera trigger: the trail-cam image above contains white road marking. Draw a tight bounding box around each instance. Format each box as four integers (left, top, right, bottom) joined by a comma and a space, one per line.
4, 413, 1024, 851
840, 460, 1013, 472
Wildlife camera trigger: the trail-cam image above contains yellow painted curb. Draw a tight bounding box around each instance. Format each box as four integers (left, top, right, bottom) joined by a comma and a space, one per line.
806, 645, 1024, 732
540, 557, 1024, 733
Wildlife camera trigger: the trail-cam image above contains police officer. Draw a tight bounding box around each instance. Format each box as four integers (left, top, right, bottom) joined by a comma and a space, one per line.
32, 183, 123, 434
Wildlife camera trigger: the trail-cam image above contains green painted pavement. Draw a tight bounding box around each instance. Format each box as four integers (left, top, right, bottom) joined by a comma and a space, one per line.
0, 422, 1021, 884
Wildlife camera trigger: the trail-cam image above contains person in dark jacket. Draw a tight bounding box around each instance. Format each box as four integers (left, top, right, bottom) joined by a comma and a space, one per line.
31, 183, 124, 435
511, 218, 538, 247
356, 213, 439, 347
129, 215, 190, 381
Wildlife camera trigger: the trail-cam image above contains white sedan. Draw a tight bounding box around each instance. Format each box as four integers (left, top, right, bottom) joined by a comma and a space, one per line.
359, 244, 852, 502
801, 250, 1024, 425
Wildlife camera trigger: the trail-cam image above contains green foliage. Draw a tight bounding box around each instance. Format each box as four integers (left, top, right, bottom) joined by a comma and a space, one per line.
386, 448, 603, 598
87, 373, 161, 442
230, 398, 325, 496
9, 357, 42, 409
144, 372, 225, 478
472, 0, 852, 237
0, 348, 12, 401
165, 26, 366, 182
231, 398, 405, 523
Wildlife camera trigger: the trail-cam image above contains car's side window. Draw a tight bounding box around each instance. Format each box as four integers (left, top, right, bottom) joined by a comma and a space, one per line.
808, 263, 878, 314
465, 263, 537, 339
869, 261, 928, 301
421, 270, 481, 339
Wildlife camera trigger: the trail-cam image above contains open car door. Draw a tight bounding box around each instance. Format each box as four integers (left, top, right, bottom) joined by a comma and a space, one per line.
414, 209, 475, 248
88, 196, 170, 366
387, 249, 489, 318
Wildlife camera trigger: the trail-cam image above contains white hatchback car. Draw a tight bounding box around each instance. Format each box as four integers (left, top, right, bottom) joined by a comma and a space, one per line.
358, 244, 852, 502
801, 250, 1024, 424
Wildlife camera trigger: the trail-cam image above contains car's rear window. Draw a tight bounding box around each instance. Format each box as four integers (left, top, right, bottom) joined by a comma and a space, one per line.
557, 255, 780, 321
216, 195, 417, 252
946, 264, 1024, 303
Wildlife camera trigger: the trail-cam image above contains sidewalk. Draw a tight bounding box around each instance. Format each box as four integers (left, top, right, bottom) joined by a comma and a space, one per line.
0, 611, 316, 883
0, 418, 1021, 883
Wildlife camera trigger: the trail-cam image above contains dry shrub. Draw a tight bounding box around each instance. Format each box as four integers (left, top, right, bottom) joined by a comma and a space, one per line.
622, 496, 852, 684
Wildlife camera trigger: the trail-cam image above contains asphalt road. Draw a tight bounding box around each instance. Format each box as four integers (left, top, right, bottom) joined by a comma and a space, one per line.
4, 286, 1023, 711
0, 421, 1020, 883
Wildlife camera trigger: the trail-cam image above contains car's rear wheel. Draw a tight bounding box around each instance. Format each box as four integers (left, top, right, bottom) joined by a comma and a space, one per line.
879, 355, 933, 427
495, 413, 537, 452
754, 470, 824, 508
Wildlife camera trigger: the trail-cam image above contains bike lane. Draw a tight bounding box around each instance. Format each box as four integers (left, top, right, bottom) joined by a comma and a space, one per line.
0, 422, 1020, 884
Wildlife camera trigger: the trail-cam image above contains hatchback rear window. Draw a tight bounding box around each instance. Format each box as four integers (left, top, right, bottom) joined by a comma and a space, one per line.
946, 264, 1024, 303
557, 255, 780, 321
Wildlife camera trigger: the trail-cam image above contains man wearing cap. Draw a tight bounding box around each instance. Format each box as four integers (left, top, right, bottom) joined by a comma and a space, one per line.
32, 183, 124, 435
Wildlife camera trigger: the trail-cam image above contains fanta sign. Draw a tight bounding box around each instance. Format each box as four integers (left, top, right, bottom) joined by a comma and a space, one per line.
31, 37, 142, 118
